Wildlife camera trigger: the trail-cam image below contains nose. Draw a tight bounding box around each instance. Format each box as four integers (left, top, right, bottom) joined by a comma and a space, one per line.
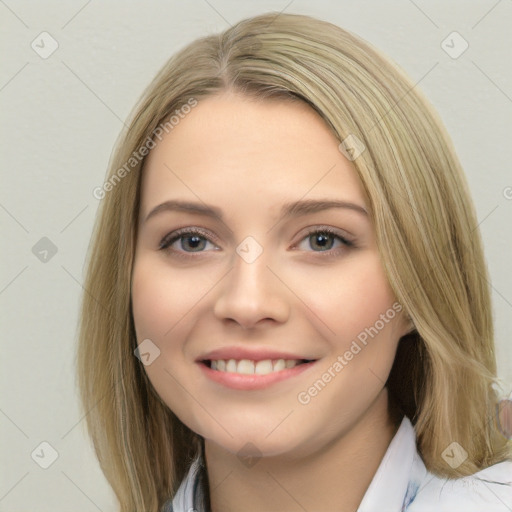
213, 248, 290, 329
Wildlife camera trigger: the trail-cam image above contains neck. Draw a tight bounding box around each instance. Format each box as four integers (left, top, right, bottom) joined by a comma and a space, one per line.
203, 388, 403, 512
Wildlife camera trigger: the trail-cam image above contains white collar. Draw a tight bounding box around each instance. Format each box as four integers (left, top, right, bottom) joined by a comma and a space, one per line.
357, 415, 426, 511
167, 415, 512, 511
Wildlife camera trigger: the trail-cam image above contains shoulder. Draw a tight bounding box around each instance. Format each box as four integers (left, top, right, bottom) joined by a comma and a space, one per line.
407, 460, 512, 512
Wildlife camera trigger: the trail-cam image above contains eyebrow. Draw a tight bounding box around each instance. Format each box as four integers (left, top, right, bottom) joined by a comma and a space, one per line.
144, 198, 368, 224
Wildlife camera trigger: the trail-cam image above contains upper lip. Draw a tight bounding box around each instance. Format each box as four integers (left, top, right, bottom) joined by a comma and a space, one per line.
196, 346, 318, 362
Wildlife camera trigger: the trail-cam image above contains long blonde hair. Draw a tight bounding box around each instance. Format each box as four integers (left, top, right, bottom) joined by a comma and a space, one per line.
76, 12, 511, 512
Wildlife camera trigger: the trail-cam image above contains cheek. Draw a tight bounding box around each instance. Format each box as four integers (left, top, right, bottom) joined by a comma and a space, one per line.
132, 262, 170, 340
293, 253, 399, 343
131, 258, 198, 414
330, 257, 402, 380
341, 272, 397, 342
131, 256, 199, 341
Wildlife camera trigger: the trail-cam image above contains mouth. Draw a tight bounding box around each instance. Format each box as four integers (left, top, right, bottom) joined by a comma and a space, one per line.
200, 358, 316, 375
197, 357, 319, 390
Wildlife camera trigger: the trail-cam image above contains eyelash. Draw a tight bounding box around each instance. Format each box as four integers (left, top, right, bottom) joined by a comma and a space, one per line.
158, 226, 355, 260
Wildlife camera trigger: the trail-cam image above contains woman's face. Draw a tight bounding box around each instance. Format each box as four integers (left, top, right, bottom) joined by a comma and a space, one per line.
131, 91, 410, 458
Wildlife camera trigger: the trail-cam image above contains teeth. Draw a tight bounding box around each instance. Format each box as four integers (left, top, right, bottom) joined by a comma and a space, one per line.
209, 358, 303, 374
273, 359, 286, 372
226, 359, 237, 372
237, 359, 255, 374
254, 360, 273, 375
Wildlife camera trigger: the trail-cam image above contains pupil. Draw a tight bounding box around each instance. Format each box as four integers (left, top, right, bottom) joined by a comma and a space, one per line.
181, 234, 334, 252
311, 233, 333, 251
184, 235, 205, 251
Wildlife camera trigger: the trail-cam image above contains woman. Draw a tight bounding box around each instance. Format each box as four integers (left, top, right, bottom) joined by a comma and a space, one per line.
77, 12, 512, 512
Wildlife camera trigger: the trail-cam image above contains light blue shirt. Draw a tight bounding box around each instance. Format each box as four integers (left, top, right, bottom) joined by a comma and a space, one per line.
166, 415, 512, 511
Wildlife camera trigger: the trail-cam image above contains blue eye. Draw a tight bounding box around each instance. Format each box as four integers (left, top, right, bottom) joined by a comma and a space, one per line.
159, 226, 354, 259
159, 228, 217, 254
298, 228, 353, 253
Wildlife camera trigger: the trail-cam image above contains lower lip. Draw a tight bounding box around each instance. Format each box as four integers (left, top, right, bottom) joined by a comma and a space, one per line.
197, 361, 318, 390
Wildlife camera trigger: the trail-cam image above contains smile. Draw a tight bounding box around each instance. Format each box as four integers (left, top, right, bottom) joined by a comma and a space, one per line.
198, 358, 318, 390
206, 358, 314, 374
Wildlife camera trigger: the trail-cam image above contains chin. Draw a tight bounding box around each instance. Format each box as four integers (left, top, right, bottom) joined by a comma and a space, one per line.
199, 420, 319, 461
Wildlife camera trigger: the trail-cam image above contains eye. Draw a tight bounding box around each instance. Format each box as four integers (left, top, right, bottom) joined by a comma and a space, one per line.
159, 228, 218, 256
295, 227, 354, 254
159, 226, 355, 259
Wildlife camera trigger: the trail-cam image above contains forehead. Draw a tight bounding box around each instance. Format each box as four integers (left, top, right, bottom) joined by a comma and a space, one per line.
139, 92, 367, 218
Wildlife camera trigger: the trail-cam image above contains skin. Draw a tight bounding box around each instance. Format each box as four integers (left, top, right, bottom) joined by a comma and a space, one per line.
131, 91, 413, 512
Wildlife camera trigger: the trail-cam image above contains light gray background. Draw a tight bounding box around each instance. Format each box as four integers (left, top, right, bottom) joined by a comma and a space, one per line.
1, 1, 511, 510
